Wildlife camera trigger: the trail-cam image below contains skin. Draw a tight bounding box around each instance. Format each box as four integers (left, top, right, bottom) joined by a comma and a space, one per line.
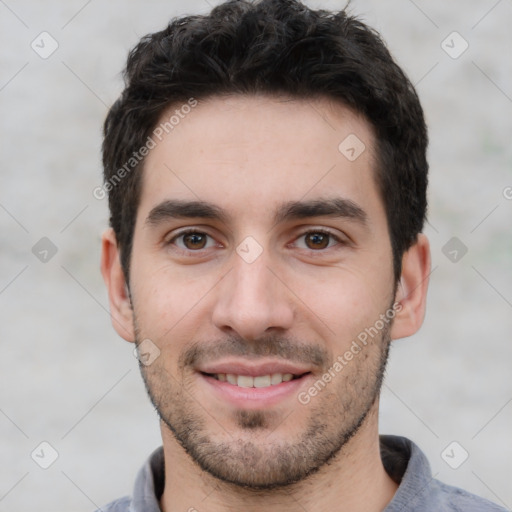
101, 95, 431, 512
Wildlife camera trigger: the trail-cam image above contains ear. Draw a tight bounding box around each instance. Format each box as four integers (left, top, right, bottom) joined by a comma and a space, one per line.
100, 228, 136, 342
390, 234, 431, 340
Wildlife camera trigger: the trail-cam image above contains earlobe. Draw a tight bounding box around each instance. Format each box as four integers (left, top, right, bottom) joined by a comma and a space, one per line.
100, 228, 136, 342
390, 234, 431, 341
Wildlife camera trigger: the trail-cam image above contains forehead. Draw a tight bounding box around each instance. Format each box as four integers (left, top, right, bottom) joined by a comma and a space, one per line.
137, 94, 384, 227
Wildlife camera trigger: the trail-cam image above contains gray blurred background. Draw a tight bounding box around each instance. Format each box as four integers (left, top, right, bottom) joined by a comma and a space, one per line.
0, 0, 511, 510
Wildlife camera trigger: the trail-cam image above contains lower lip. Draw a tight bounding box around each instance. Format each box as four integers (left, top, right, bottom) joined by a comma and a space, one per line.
199, 373, 311, 409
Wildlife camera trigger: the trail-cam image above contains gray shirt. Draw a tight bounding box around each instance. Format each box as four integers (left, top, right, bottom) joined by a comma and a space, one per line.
98, 435, 507, 511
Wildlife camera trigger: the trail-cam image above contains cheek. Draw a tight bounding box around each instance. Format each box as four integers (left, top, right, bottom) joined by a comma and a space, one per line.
131, 263, 218, 340
292, 266, 392, 345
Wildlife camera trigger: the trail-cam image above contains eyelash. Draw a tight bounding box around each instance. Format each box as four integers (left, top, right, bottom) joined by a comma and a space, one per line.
167, 228, 345, 253
167, 229, 219, 252
292, 228, 344, 250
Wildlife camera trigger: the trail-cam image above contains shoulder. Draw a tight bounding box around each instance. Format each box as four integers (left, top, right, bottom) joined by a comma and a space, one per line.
381, 436, 507, 512
434, 479, 507, 511
95, 496, 131, 511
94, 446, 164, 512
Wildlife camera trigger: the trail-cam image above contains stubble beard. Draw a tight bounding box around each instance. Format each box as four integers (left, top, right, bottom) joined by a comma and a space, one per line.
136, 318, 392, 490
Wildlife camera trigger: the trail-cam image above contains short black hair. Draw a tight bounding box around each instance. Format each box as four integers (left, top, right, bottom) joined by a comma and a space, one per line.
102, 0, 428, 283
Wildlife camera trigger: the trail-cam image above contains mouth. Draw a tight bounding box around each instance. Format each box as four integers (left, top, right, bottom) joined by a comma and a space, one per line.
196, 361, 313, 409
202, 372, 308, 388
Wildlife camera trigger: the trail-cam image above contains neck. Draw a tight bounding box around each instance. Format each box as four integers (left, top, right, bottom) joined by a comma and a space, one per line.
159, 404, 397, 512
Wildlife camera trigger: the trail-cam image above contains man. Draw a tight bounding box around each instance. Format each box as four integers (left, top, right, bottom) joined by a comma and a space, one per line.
98, 1, 505, 511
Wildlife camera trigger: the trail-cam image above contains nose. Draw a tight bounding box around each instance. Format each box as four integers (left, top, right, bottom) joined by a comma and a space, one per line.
211, 249, 294, 340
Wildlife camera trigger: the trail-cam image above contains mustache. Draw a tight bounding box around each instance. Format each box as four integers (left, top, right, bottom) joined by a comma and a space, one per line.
180, 334, 329, 370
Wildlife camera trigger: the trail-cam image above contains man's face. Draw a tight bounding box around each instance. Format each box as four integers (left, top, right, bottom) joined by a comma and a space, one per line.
127, 95, 397, 488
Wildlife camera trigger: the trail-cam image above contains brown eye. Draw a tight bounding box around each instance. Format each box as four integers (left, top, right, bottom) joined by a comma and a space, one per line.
170, 231, 216, 251
304, 232, 330, 250
182, 232, 208, 250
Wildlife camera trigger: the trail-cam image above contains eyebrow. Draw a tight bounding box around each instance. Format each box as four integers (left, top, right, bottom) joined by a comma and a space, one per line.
145, 197, 367, 227
273, 198, 367, 226
145, 200, 229, 226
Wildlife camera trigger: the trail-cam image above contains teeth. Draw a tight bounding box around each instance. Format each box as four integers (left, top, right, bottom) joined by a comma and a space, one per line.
271, 373, 283, 385
254, 375, 271, 388
237, 375, 253, 388
214, 373, 299, 388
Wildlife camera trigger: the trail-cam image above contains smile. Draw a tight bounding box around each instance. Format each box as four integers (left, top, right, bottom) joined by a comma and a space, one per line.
197, 360, 313, 408
206, 372, 303, 388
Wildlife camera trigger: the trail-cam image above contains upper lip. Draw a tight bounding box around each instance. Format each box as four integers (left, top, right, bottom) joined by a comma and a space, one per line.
197, 359, 312, 377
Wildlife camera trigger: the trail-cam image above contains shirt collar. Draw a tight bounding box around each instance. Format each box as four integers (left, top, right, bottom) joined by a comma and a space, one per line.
381, 435, 434, 511
131, 446, 165, 512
